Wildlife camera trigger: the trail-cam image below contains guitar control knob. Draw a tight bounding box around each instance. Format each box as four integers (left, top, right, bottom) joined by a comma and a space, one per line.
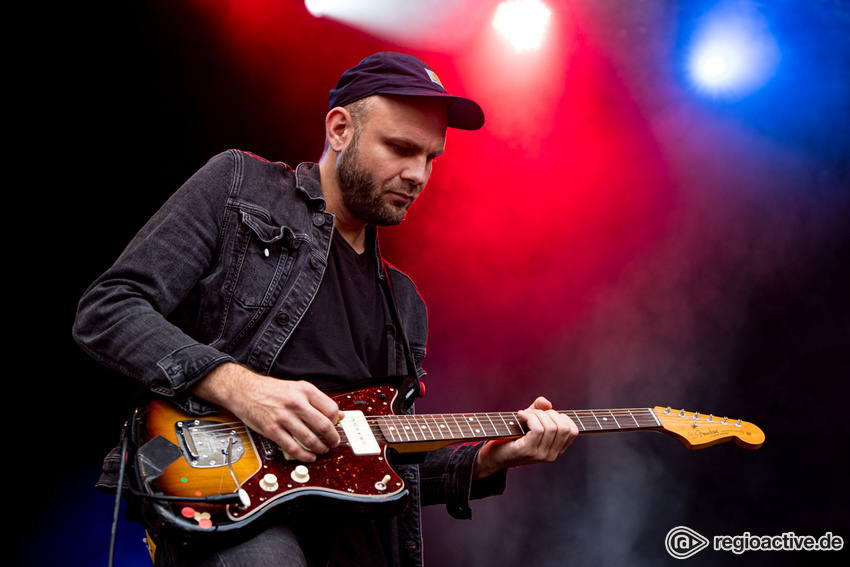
291, 465, 310, 484
260, 474, 279, 492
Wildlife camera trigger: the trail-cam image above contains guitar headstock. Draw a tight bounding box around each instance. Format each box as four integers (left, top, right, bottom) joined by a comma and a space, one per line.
652, 407, 765, 450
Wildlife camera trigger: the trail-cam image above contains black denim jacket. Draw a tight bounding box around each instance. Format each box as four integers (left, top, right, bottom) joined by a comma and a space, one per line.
74, 150, 506, 566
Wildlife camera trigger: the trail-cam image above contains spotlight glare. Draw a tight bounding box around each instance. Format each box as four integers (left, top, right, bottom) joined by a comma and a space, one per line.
493, 0, 552, 52
696, 51, 731, 84
687, 3, 780, 99
304, 0, 330, 17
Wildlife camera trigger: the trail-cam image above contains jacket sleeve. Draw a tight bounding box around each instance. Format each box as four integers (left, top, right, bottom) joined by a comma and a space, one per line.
418, 442, 508, 519
72, 151, 239, 396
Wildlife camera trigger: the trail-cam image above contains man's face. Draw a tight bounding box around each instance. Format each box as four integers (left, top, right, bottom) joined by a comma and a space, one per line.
336, 95, 448, 226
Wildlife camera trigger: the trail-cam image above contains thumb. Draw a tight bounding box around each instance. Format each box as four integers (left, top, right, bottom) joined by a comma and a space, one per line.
531, 396, 553, 411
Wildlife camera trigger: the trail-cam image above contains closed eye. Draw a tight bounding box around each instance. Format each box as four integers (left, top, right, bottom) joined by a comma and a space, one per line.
391, 143, 413, 156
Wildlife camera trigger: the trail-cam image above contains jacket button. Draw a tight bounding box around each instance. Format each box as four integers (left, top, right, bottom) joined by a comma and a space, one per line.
312, 214, 325, 227
275, 312, 290, 326
310, 256, 321, 269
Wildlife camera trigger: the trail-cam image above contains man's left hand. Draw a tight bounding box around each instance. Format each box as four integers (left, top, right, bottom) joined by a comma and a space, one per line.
473, 396, 578, 480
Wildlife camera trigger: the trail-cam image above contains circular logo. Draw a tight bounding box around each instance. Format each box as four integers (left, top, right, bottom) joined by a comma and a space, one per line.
665, 526, 710, 559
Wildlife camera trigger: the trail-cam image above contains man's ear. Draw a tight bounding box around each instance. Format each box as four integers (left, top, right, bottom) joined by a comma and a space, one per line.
325, 107, 354, 153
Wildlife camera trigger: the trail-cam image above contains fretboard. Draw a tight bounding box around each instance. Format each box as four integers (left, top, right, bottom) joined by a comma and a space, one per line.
376, 408, 662, 446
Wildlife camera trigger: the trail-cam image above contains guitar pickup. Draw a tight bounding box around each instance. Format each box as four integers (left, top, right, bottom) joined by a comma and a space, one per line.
339, 411, 381, 456
175, 419, 246, 468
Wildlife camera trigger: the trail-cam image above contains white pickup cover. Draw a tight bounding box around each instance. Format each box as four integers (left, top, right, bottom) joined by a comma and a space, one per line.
339, 410, 381, 455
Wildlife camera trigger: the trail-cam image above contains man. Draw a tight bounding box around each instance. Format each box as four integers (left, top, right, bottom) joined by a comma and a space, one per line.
74, 52, 577, 566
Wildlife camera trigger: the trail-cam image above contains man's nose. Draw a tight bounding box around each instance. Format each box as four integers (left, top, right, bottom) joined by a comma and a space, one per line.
401, 157, 430, 189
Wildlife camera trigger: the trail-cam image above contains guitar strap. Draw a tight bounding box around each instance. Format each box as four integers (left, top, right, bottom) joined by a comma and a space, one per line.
379, 259, 423, 411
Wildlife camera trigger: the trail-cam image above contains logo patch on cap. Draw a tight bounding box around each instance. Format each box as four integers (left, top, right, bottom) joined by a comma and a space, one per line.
424, 68, 444, 88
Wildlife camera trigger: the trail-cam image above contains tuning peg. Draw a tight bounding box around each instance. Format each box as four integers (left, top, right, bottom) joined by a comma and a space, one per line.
678, 409, 686, 417
722, 417, 728, 425
694, 411, 700, 420
665, 406, 672, 415
708, 414, 714, 422
736, 418, 743, 428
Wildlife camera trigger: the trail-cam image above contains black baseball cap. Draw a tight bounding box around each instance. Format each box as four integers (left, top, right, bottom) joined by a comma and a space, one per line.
329, 52, 485, 130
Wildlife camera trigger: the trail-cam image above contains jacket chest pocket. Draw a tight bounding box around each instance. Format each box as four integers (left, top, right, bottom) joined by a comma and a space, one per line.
225, 210, 301, 308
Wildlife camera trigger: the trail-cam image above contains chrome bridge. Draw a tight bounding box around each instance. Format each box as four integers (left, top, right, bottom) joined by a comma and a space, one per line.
175, 419, 246, 468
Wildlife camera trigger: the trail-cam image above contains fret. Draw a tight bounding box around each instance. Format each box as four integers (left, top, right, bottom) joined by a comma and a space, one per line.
597, 410, 620, 430
589, 411, 603, 430
449, 414, 465, 438
391, 415, 408, 441
402, 415, 421, 440
443, 414, 459, 439
631, 408, 661, 428
437, 414, 452, 439
463, 414, 484, 437
566, 411, 587, 432
471, 413, 498, 437
496, 413, 514, 436
645, 408, 662, 427
494, 412, 525, 437
618, 409, 640, 429
419, 415, 441, 441
458, 414, 477, 438
408, 416, 424, 440
376, 416, 394, 443
477, 414, 497, 437
482, 413, 502, 437
507, 413, 526, 435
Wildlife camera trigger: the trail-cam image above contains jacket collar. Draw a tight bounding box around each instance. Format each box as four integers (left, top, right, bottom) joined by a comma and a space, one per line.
294, 162, 327, 211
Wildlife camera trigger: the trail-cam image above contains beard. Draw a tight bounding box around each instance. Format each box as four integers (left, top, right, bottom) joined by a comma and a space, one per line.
336, 136, 413, 226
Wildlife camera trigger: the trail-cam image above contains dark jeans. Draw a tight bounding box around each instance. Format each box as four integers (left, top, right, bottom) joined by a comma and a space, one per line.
155, 525, 310, 567
153, 518, 390, 567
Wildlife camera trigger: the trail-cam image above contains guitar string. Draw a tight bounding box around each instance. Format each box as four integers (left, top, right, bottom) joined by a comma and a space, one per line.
185, 410, 719, 437
183, 410, 743, 446
186, 409, 672, 437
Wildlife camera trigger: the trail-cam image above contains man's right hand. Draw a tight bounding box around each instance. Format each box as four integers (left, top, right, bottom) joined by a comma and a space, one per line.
192, 362, 343, 462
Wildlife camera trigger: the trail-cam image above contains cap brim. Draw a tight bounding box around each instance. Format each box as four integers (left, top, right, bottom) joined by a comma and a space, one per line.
373, 87, 485, 130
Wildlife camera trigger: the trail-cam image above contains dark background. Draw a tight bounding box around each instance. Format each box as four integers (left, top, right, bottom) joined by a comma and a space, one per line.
24, 0, 849, 565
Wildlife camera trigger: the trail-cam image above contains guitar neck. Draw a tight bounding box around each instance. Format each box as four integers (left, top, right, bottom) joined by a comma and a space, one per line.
377, 408, 660, 449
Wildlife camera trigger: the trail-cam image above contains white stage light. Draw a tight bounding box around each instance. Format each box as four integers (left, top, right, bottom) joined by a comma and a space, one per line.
304, 0, 465, 47
687, 2, 781, 99
695, 51, 732, 85
493, 0, 552, 52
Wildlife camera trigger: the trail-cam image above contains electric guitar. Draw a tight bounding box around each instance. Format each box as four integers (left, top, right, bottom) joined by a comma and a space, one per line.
129, 376, 764, 537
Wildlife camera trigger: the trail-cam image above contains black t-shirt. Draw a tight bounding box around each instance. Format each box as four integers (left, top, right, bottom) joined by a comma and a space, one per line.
272, 229, 387, 387
270, 228, 393, 565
